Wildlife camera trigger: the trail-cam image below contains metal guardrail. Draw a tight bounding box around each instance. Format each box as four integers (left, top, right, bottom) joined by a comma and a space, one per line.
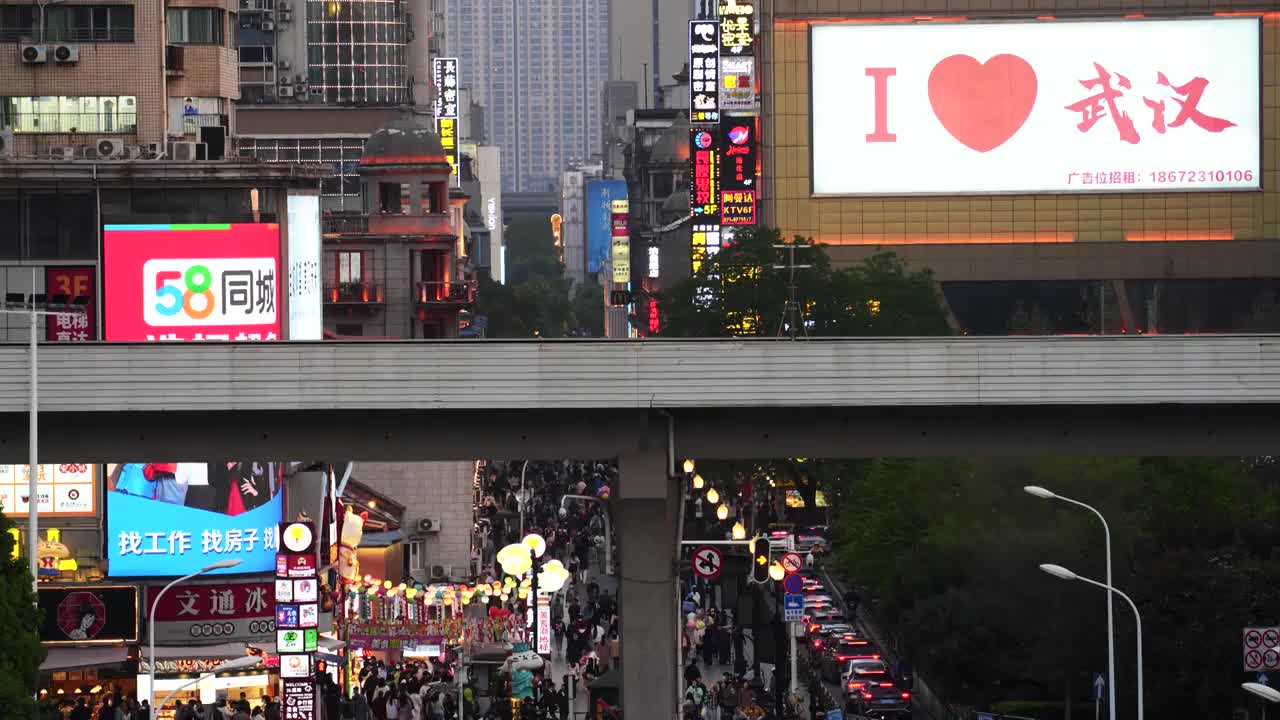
10, 112, 137, 135
0, 29, 135, 42
323, 213, 368, 235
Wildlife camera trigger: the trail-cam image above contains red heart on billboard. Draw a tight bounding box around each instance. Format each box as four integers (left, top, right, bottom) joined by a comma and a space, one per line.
928, 53, 1037, 153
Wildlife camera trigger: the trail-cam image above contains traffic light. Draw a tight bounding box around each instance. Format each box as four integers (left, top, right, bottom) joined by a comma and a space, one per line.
751, 535, 771, 584
316, 660, 328, 675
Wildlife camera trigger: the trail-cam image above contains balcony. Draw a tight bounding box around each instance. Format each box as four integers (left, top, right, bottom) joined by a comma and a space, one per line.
323, 212, 455, 239
415, 280, 474, 305
325, 282, 384, 305
166, 45, 184, 75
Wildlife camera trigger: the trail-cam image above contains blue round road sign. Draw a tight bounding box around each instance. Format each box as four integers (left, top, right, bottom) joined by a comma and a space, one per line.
782, 573, 803, 593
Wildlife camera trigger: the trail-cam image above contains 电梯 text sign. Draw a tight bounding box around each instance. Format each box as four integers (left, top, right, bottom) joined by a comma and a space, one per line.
811, 18, 1260, 196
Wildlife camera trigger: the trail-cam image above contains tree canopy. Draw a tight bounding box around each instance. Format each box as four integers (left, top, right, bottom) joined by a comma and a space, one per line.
0, 506, 43, 719
830, 457, 1280, 718
656, 226, 952, 337
472, 214, 601, 337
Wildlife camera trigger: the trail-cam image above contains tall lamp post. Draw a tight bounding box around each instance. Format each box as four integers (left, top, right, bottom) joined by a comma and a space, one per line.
497, 535, 569, 654
1040, 564, 1143, 720
154, 655, 262, 714
560, 494, 613, 576
1025, 485, 1116, 720
1, 286, 89, 593
149, 559, 243, 720
1244, 682, 1280, 720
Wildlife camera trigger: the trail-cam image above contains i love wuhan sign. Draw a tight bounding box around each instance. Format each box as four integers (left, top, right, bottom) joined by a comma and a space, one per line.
811, 18, 1260, 196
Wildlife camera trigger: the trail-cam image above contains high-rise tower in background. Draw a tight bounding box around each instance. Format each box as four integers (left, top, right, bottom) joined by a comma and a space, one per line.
444, 0, 609, 192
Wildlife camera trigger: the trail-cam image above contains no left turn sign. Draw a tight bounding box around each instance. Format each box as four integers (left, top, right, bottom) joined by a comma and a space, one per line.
692, 546, 723, 580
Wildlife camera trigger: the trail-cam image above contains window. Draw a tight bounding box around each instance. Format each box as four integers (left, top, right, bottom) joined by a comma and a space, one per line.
167, 8, 224, 45
335, 250, 365, 284
1, 96, 137, 134
238, 45, 273, 63
0, 4, 133, 42
335, 323, 364, 337
407, 539, 423, 572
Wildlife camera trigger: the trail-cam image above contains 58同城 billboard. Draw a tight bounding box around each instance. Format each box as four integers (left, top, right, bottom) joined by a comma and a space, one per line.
811, 17, 1260, 196
106, 462, 284, 577
103, 223, 281, 341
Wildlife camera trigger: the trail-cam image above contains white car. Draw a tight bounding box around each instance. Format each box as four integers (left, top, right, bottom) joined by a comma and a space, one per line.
842, 658, 891, 690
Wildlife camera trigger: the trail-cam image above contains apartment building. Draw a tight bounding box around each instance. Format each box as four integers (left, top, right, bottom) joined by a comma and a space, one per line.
0, 0, 239, 158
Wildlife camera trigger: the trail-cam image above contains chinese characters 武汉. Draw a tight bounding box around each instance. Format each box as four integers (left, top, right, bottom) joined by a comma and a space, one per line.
1065, 63, 1236, 144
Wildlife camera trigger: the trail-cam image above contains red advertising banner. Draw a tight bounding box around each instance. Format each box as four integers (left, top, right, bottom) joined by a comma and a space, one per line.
45, 266, 95, 341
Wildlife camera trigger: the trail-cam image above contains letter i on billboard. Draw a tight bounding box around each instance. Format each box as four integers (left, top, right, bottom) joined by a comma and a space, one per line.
689, 20, 720, 124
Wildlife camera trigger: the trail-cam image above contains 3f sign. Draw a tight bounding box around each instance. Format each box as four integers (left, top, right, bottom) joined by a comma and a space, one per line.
865, 68, 896, 142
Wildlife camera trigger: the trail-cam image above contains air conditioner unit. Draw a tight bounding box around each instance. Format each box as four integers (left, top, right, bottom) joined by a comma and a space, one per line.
95, 138, 125, 159
243, 0, 260, 9
51, 44, 79, 63
416, 517, 440, 534
277, 59, 290, 70
429, 565, 449, 580
142, 142, 166, 159
279, 11, 291, 22
19, 43, 47, 64
167, 141, 199, 161
278, 75, 291, 85
261, 20, 275, 30
278, 1, 291, 11
123, 144, 145, 159
294, 74, 304, 84
49, 146, 76, 160
277, 85, 294, 98
0, 129, 12, 159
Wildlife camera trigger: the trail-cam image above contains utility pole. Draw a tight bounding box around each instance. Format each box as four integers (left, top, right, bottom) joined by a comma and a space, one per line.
772, 243, 812, 339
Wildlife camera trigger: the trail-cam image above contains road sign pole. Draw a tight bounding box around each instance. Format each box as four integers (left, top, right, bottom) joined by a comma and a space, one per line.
789, 617, 798, 698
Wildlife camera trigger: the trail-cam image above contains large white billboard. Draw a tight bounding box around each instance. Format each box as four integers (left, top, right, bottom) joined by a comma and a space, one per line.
811, 18, 1260, 196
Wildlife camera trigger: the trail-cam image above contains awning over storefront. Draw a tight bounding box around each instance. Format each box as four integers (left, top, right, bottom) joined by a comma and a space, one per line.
40, 646, 128, 671
148, 642, 251, 660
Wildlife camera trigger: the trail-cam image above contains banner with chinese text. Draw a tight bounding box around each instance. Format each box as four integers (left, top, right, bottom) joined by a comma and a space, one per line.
811, 18, 1260, 195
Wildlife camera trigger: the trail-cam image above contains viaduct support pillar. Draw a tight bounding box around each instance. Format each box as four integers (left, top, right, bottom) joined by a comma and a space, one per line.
617, 444, 680, 720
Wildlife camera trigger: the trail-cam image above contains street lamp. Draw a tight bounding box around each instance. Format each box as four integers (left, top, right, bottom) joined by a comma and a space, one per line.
683, 459, 695, 474
1039, 563, 1143, 720
692, 473, 705, 490
560, 494, 613, 575
731, 522, 746, 540
1243, 682, 1280, 704
1025, 485, 1116, 720
0, 287, 89, 594
716, 503, 728, 521
154, 655, 260, 714
768, 561, 785, 583
705, 487, 719, 505
149, 559, 242, 720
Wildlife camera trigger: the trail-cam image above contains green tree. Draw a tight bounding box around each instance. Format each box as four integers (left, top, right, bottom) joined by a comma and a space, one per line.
657, 226, 951, 337
0, 506, 44, 719
473, 214, 578, 337
831, 456, 1280, 719
571, 283, 605, 337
